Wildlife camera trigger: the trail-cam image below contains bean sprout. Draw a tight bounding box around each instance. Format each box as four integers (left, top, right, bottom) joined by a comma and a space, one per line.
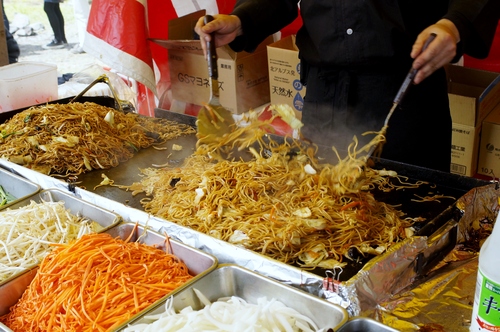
0, 200, 100, 282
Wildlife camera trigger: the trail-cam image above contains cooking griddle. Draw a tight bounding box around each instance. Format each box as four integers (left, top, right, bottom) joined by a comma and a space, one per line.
152, 109, 488, 280
1, 100, 490, 281
0, 96, 117, 123
0, 97, 199, 210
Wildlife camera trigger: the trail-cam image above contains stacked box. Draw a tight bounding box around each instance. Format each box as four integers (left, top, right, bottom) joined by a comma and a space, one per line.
267, 35, 305, 119
446, 65, 500, 176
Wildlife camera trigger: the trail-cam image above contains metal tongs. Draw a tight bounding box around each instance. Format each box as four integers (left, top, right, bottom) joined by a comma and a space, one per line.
69, 74, 135, 113
366, 33, 437, 160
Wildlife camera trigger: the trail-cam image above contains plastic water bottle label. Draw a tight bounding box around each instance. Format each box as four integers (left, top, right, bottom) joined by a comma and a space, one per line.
471, 269, 500, 331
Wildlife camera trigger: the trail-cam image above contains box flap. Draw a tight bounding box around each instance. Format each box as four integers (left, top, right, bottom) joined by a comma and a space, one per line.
154, 10, 274, 61
152, 10, 238, 60
480, 75, 500, 102
168, 10, 204, 40
151, 39, 204, 55
153, 40, 237, 60
446, 65, 499, 89
484, 105, 500, 124
446, 65, 500, 100
267, 35, 299, 52
446, 64, 500, 126
150, 10, 206, 56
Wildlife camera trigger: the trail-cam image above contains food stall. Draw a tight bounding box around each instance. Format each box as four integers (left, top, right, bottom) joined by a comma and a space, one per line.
0, 91, 497, 331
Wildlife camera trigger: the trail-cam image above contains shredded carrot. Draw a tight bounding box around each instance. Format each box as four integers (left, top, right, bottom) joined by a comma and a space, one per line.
0, 232, 193, 332
340, 200, 362, 211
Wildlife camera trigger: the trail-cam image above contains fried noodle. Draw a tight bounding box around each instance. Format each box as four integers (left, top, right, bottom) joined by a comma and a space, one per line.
0, 102, 195, 176
125, 119, 412, 269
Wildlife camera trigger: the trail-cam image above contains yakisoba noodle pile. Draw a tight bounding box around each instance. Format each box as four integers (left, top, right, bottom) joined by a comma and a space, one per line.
0, 102, 195, 175
126, 116, 419, 269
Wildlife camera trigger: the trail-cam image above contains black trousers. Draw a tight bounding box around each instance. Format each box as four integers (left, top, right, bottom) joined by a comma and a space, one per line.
301, 64, 452, 172
3, 2, 20, 62
44, 2, 66, 43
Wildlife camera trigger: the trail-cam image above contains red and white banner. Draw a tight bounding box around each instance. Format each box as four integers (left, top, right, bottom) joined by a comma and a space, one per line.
85, 0, 155, 95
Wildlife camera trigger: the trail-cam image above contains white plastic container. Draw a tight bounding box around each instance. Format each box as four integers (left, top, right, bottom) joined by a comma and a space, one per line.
470, 211, 500, 331
0, 61, 58, 113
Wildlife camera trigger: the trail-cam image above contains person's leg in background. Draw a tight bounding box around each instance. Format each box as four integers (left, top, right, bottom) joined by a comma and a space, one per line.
2, 0, 20, 62
70, 0, 89, 54
43, 0, 67, 48
53, 1, 67, 43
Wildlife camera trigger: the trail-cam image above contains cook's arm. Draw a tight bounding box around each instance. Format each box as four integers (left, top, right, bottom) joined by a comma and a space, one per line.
229, 0, 300, 53
411, 0, 499, 84
444, 0, 499, 59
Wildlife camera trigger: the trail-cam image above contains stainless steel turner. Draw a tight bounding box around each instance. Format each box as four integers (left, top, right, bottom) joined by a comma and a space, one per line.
196, 15, 236, 143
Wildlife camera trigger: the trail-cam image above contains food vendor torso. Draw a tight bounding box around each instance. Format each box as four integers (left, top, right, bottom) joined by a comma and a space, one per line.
297, 0, 448, 68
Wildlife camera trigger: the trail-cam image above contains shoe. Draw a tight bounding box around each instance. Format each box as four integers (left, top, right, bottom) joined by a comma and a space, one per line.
44, 39, 65, 49
70, 45, 85, 54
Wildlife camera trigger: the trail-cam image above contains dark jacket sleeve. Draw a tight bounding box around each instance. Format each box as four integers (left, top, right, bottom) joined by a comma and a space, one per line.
229, 0, 299, 53
444, 0, 500, 59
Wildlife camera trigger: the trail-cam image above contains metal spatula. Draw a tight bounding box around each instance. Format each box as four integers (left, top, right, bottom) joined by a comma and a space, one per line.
366, 33, 437, 160
196, 15, 236, 142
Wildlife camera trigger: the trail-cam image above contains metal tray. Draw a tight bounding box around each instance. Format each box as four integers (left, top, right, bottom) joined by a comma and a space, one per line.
0, 188, 122, 315
336, 317, 399, 332
0, 222, 218, 331
0, 167, 40, 211
117, 264, 349, 331
4, 188, 121, 234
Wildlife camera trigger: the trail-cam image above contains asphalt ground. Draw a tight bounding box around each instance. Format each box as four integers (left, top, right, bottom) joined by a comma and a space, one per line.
4, 0, 103, 76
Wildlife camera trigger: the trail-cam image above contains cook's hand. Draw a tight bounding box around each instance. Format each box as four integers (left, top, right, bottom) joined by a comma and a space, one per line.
411, 19, 460, 84
195, 14, 243, 57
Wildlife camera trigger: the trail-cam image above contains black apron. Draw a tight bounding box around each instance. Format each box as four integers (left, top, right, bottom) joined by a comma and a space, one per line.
300, 65, 452, 172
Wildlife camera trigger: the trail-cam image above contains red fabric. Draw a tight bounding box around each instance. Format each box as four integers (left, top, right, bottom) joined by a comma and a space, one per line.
258, 106, 294, 136
87, 0, 153, 71
463, 21, 500, 73
281, 15, 302, 39
86, 0, 156, 115
146, 1, 179, 112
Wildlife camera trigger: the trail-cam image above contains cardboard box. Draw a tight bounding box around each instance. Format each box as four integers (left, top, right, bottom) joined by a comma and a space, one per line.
267, 35, 305, 119
446, 64, 500, 126
477, 106, 500, 177
451, 122, 481, 177
446, 65, 500, 176
152, 10, 271, 114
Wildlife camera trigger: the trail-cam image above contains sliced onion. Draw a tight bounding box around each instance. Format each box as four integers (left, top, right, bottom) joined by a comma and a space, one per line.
124, 289, 325, 332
